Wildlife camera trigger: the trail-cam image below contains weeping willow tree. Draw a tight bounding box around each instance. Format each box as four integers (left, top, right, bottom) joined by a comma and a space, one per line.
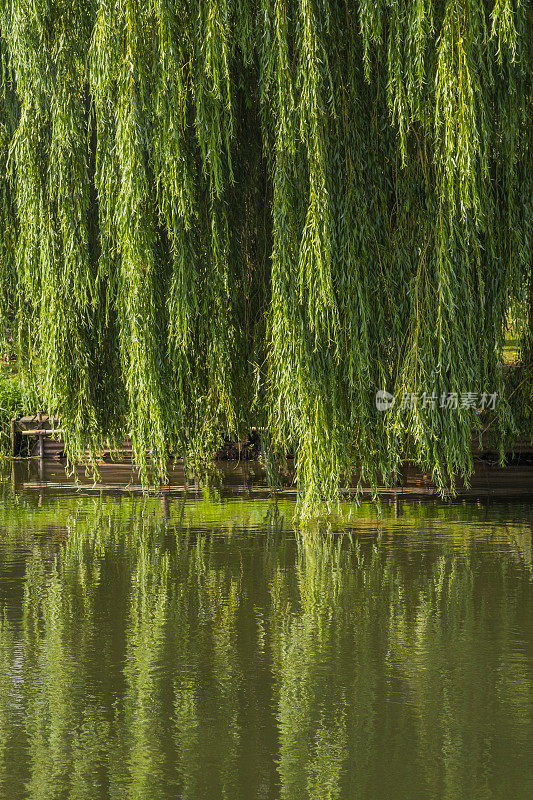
0, 0, 531, 511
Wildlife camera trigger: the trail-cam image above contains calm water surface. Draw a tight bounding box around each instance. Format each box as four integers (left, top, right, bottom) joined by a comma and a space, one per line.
0, 484, 532, 800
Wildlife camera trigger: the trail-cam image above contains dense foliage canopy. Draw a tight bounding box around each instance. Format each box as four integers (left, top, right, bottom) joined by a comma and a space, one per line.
0, 0, 531, 511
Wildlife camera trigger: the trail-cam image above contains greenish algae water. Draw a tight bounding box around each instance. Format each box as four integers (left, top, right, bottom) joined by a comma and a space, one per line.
0, 481, 532, 799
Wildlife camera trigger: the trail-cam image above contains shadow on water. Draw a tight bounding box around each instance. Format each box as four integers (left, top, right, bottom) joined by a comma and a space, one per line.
0, 468, 533, 799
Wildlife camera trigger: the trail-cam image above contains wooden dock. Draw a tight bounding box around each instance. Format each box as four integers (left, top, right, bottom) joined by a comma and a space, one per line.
11, 414, 261, 462
9, 413, 533, 502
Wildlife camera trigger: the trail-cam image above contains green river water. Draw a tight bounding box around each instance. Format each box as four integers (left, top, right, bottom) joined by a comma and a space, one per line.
0, 480, 532, 799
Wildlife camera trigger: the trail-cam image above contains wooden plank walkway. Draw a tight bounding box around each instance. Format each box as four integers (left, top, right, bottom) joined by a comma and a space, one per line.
10, 414, 533, 501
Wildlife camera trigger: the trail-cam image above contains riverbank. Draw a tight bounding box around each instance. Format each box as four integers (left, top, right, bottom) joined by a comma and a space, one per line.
6, 457, 533, 506
2, 362, 532, 500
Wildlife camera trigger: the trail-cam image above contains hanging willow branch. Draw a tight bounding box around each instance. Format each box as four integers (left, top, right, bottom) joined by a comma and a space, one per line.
0, 0, 531, 512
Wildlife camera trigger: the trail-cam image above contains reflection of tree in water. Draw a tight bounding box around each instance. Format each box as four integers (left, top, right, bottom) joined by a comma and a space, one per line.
0, 504, 531, 799
275, 529, 533, 800
276, 534, 348, 800
0, 609, 13, 777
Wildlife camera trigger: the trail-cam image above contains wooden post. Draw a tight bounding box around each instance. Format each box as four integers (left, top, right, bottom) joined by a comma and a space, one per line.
38, 446, 44, 483
37, 411, 44, 468
392, 462, 404, 488
10, 418, 16, 457
528, 271, 533, 364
